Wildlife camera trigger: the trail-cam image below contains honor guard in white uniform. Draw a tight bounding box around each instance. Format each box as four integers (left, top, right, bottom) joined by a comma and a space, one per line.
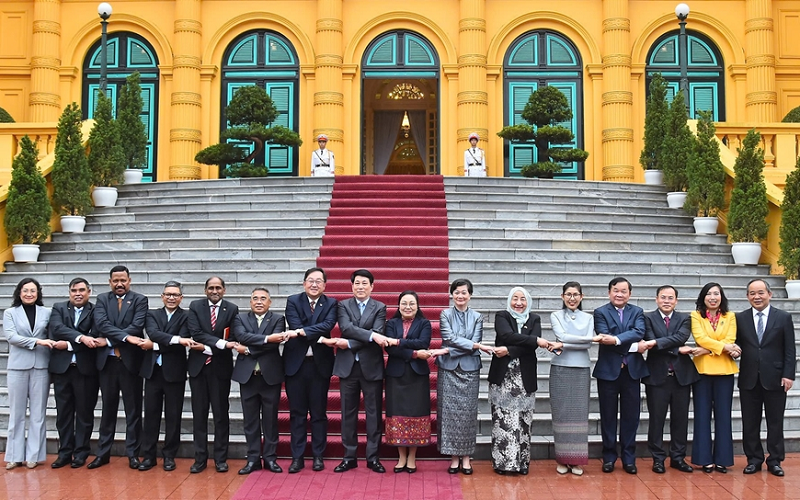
311, 134, 335, 177
464, 132, 487, 177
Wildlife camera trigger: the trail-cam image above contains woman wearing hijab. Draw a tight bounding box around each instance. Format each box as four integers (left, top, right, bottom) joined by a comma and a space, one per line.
487, 286, 549, 475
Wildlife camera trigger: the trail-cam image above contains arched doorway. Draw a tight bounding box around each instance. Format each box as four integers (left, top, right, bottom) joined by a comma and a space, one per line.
645, 31, 725, 121
220, 30, 300, 177
83, 32, 159, 182
361, 30, 439, 175
502, 30, 584, 179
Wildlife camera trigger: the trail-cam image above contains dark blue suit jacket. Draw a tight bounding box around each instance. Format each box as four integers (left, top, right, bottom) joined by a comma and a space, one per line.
385, 316, 431, 377
284, 292, 337, 378
592, 302, 648, 381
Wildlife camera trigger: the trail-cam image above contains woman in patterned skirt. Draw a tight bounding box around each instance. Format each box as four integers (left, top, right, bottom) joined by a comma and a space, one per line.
384, 291, 433, 473
548, 281, 594, 475
488, 286, 549, 475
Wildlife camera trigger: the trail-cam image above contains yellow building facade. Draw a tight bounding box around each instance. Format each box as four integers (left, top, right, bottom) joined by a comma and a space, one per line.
1, 0, 799, 182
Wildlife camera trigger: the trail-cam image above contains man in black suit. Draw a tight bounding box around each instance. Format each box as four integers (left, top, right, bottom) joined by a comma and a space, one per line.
284, 267, 338, 473
89, 265, 149, 470
137, 281, 195, 472
48, 278, 102, 469
231, 288, 288, 475
638, 285, 699, 474
187, 276, 241, 473
331, 269, 390, 473
736, 279, 796, 477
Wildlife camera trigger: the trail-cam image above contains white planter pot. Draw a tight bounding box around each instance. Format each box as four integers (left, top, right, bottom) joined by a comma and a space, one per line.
667, 191, 688, 209
785, 280, 800, 299
693, 216, 719, 235
11, 244, 40, 263
92, 186, 118, 207
60, 215, 86, 233
644, 170, 664, 185
123, 169, 144, 184
731, 242, 762, 265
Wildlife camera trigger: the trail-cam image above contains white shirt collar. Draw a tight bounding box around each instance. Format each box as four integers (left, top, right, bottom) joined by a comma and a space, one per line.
752, 305, 770, 320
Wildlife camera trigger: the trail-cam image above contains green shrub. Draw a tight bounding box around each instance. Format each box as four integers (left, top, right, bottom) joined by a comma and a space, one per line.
661, 91, 693, 192
4, 136, 51, 244
684, 111, 726, 217
782, 106, 800, 123
779, 156, 800, 279
117, 72, 148, 170
0, 107, 14, 123
639, 73, 669, 171
727, 129, 769, 242
87, 93, 124, 187
52, 103, 93, 216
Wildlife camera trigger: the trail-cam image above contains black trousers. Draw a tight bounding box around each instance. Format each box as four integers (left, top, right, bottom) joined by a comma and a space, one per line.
740, 375, 788, 467
285, 357, 331, 458
141, 365, 185, 461
240, 374, 281, 462
189, 365, 231, 463
597, 366, 640, 465
644, 375, 691, 463
339, 361, 382, 461
53, 365, 99, 462
97, 357, 143, 458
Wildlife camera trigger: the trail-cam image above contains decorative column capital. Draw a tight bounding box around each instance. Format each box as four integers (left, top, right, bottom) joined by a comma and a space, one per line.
744, 17, 774, 33
459, 18, 487, 32
174, 19, 202, 34
32, 20, 60, 35
602, 128, 634, 142
316, 18, 343, 33
602, 18, 631, 33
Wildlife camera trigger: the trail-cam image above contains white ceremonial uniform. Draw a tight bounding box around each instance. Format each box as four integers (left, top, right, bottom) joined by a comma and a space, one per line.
464, 147, 487, 177
311, 148, 335, 177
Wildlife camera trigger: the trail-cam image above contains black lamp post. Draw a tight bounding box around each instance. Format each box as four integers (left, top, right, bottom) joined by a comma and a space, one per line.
98, 2, 112, 93
675, 3, 690, 114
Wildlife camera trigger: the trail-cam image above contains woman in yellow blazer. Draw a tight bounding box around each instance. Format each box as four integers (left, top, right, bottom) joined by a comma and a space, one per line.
688, 282, 740, 473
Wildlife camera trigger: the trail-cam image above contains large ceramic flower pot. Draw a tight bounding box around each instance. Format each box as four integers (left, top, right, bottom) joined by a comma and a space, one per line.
123, 169, 144, 184
693, 216, 719, 235
92, 186, 118, 207
731, 242, 762, 265
785, 280, 800, 299
667, 191, 688, 209
644, 170, 664, 185
60, 215, 86, 233
12, 244, 40, 263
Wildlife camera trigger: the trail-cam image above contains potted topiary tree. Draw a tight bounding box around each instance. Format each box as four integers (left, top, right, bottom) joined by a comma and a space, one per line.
52, 102, 93, 233
684, 111, 726, 234
195, 85, 302, 177
639, 74, 669, 185
727, 129, 769, 265
782, 105, 800, 123
0, 106, 14, 123
661, 91, 694, 208
4, 136, 52, 262
117, 72, 148, 184
87, 92, 124, 207
779, 156, 800, 297
497, 85, 589, 178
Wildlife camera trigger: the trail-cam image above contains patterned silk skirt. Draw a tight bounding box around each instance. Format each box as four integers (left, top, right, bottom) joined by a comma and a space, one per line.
385, 367, 431, 446
489, 359, 536, 472
549, 364, 590, 465
437, 366, 480, 456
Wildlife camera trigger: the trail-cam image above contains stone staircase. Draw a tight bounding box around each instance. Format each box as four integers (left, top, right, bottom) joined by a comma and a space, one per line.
0, 176, 798, 461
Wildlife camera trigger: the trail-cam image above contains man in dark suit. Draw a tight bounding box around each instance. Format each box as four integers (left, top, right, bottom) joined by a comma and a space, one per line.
187, 276, 241, 473
593, 276, 647, 474
137, 281, 195, 472
736, 278, 796, 477
48, 278, 102, 469
331, 269, 389, 473
89, 265, 150, 470
638, 285, 699, 474
231, 288, 288, 475
284, 267, 338, 473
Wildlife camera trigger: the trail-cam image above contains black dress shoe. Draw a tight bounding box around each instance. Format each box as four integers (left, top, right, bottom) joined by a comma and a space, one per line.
51, 457, 71, 469
367, 460, 386, 473
87, 456, 110, 470
312, 457, 324, 471
190, 461, 207, 473
519, 466, 529, 475
743, 464, 762, 474
264, 460, 282, 473
163, 458, 176, 471
289, 458, 304, 474
394, 465, 407, 473
602, 462, 615, 473
462, 466, 473, 475
623, 464, 637, 475
448, 464, 460, 474
670, 460, 693, 473
334, 459, 357, 473
494, 469, 507, 475
652, 461, 665, 474
238, 461, 262, 475
215, 461, 229, 473
70, 458, 86, 469
128, 457, 141, 470
138, 459, 156, 471
702, 465, 714, 473
769, 465, 784, 477
715, 465, 727, 474
406, 466, 417, 474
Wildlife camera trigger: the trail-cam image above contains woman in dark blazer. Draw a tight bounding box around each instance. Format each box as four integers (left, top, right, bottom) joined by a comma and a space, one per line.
384, 291, 432, 473
488, 286, 548, 475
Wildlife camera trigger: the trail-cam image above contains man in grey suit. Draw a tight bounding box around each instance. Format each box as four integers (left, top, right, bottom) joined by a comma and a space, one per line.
330, 269, 390, 473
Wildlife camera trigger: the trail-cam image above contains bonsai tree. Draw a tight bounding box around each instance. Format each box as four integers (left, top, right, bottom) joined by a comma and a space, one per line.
661, 91, 694, 192
779, 156, 800, 280
727, 129, 769, 243
497, 85, 588, 178
52, 103, 93, 217
87, 92, 124, 187
116, 72, 148, 170
639, 73, 669, 172
0, 106, 14, 123
4, 135, 51, 244
684, 111, 726, 217
782, 105, 800, 123
195, 85, 302, 177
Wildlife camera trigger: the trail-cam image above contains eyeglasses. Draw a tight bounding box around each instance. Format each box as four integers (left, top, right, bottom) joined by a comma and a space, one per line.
162, 293, 182, 299
251, 296, 270, 302
563, 293, 582, 299
305, 279, 324, 285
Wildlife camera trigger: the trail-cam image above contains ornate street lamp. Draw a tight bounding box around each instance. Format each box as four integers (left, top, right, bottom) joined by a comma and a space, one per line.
675, 3, 690, 114
98, 2, 113, 93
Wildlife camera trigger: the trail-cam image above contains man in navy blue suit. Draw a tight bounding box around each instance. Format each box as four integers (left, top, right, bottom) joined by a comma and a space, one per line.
592, 277, 647, 474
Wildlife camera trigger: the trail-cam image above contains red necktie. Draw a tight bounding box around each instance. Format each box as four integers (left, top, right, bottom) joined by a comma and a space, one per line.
210, 305, 217, 330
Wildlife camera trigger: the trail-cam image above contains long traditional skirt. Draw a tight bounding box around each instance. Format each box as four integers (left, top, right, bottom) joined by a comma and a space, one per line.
385, 367, 431, 446
489, 359, 536, 472
549, 364, 590, 466
437, 366, 480, 456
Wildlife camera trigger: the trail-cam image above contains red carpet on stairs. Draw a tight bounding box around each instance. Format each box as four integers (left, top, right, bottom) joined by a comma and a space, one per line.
276, 175, 451, 460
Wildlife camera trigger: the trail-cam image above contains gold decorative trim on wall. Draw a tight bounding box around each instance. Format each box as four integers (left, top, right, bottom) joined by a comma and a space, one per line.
314, 91, 344, 105
172, 55, 201, 70
601, 91, 633, 105
457, 91, 488, 105
316, 18, 343, 33
169, 128, 202, 142
458, 54, 487, 66
602, 18, 631, 33
744, 17, 774, 33
32, 20, 60, 36
174, 19, 202, 34
602, 128, 634, 142
602, 54, 632, 68
459, 18, 487, 32
171, 92, 201, 106
745, 91, 778, 105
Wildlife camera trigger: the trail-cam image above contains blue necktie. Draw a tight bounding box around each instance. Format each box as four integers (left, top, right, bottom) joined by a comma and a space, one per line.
359, 301, 366, 315
756, 312, 764, 343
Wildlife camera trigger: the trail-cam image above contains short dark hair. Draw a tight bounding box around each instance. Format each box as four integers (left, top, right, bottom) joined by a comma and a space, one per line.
656, 285, 678, 298
304, 267, 327, 282
392, 290, 426, 320
351, 269, 374, 284
561, 281, 583, 310
69, 277, 91, 290
608, 276, 632, 292
695, 282, 729, 315
163, 281, 183, 292
450, 278, 473, 295
746, 278, 772, 294
12, 277, 44, 307
251, 287, 270, 296
205, 276, 226, 288
110, 265, 130, 277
